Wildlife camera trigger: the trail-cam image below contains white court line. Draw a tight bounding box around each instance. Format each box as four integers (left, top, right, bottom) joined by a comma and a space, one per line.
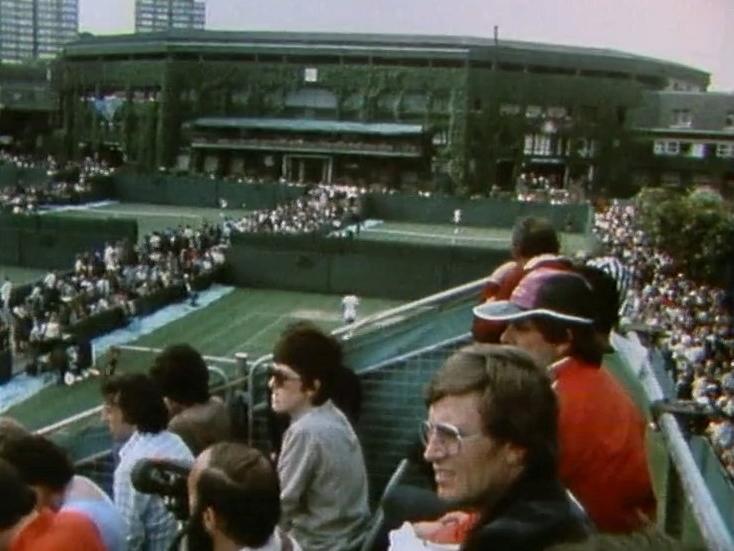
80, 208, 204, 220
362, 227, 509, 242
117, 344, 236, 364
237, 313, 289, 348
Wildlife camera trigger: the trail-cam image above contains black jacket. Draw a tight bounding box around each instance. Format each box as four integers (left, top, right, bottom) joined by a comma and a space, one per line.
463, 472, 590, 551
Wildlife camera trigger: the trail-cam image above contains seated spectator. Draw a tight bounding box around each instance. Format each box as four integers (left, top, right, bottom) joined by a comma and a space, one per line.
100, 376, 135, 467
149, 344, 232, 455
0, 434, 125, 551
475, 269, 656, 532
186, 442, 301, 551
107, 373, 194, 551
412, 344, 589, 550
270, 324, 370, 551
473, 216, 570, 343
0, 457, 105, 551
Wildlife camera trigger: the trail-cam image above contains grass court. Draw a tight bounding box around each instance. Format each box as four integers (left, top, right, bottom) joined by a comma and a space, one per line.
54, 202, 251, 242
356, 220, 590, 254
7, 287, 400, 431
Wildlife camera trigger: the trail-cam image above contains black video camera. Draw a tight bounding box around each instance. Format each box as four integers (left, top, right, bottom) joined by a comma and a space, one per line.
131, 458, 191, 521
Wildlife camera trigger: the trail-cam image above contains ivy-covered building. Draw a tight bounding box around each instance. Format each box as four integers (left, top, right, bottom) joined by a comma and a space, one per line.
57, 30, 710, 193
0, 62, 56, 149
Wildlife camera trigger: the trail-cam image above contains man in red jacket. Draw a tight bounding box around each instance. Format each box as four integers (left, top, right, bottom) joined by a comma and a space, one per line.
473, 216, 570, 343
474, 268, 656, 533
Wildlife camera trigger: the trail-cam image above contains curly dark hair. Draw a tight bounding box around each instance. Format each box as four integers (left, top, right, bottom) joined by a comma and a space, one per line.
150, 344, 210, 406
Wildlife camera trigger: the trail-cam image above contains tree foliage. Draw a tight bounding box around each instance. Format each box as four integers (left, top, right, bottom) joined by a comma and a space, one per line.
636, 187, 734, 284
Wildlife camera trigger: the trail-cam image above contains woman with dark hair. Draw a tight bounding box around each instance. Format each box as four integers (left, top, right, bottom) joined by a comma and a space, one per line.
269, 323, 370, 551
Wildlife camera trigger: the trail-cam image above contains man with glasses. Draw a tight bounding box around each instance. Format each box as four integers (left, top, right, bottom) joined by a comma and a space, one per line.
404, 344, 588, 551
269, 323, 370, 551
475, 269, 655, 533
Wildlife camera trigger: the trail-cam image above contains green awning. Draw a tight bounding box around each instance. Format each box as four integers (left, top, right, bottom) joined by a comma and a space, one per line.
189, 117, 425, 136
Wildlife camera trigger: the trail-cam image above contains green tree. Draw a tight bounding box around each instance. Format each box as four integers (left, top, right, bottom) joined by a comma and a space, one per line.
636, 188, 734, 284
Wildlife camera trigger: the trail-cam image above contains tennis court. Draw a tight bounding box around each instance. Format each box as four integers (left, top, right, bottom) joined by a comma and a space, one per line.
53, 202, 251, 242
357, 220, 590, 254
7, 287, 400, 430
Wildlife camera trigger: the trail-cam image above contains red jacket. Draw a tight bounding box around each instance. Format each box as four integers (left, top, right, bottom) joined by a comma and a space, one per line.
552, 356, 656, 532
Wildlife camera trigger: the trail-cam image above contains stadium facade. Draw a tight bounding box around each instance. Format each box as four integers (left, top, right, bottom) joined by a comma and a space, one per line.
50, 30, 734, 194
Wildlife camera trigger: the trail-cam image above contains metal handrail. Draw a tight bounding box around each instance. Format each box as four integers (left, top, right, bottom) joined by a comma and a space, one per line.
334, 274, 490, 338
629, 335, 734, 551
38, 274, 489, 439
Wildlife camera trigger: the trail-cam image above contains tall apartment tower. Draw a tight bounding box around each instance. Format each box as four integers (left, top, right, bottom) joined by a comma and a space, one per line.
0, 0, 78, 62
135, 0, 206, 33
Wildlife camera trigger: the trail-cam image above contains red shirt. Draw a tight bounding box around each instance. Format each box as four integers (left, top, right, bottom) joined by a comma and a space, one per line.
552, 356, 656, 532
11, 508, 106, 551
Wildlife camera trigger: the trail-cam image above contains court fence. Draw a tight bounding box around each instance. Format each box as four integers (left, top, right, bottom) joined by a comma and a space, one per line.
361, 193, 592, 233
0, 212, 137, 270
226, 232, 506, 300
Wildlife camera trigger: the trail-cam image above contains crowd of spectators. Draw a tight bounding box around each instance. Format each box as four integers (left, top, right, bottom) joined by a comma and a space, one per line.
6, 223, 226, 372
229, 183, 364, 235
515, 172, 586, 204
0, 153, 115, 214
594, 202, 734, 479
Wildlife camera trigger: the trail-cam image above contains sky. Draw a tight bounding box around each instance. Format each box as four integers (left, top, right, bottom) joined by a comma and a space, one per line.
78, 0, 733, 91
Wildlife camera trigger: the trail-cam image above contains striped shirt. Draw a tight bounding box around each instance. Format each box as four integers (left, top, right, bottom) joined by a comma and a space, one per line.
113, 430, 194, 551
586, 256, 632, 314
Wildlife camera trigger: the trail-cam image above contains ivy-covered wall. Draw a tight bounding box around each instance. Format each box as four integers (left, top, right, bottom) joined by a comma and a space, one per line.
60, 58, 468, 184
466, 70, 645, 194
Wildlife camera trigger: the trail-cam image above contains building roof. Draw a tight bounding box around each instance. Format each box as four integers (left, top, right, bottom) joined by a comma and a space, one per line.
62, 30, 708, 85
629, 90, 734, 133
189, 117, 425, 136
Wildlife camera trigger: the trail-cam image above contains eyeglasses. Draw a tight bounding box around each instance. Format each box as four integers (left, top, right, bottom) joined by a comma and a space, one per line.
420, 420, 484, 456
268, 366, 302, 387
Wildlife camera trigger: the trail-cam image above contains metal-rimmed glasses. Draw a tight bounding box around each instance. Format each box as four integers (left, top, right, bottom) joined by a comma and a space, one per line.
419, 420, 484, 456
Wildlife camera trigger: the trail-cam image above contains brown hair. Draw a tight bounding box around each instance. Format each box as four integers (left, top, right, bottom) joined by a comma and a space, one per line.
196, 442, 280, 547
426, 344, 558, 476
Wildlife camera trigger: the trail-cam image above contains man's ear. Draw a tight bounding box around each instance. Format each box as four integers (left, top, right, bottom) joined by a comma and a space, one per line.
502, 443, 527, 471
305, 378, 321, 399
555, 329, 574, 358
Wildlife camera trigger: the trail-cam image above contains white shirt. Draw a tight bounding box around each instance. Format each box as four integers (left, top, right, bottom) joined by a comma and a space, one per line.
0, 280, 11, 302
342, 295, 359, 320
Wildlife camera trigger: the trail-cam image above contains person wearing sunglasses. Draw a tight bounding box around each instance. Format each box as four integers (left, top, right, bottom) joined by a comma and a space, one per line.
414, 344, 589, 551
269, 323, 370, 551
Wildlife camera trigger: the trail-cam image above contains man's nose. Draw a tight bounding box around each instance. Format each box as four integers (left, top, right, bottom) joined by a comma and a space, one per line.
422, 434, 445, 463
500, 326, 513, 344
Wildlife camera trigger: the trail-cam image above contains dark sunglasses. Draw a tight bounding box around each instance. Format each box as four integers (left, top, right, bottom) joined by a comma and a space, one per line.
267, 366, 302, 387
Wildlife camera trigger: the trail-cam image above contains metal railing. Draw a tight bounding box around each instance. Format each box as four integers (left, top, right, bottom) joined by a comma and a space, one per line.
619, 333, 734, 551
37, 275, 490, 452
